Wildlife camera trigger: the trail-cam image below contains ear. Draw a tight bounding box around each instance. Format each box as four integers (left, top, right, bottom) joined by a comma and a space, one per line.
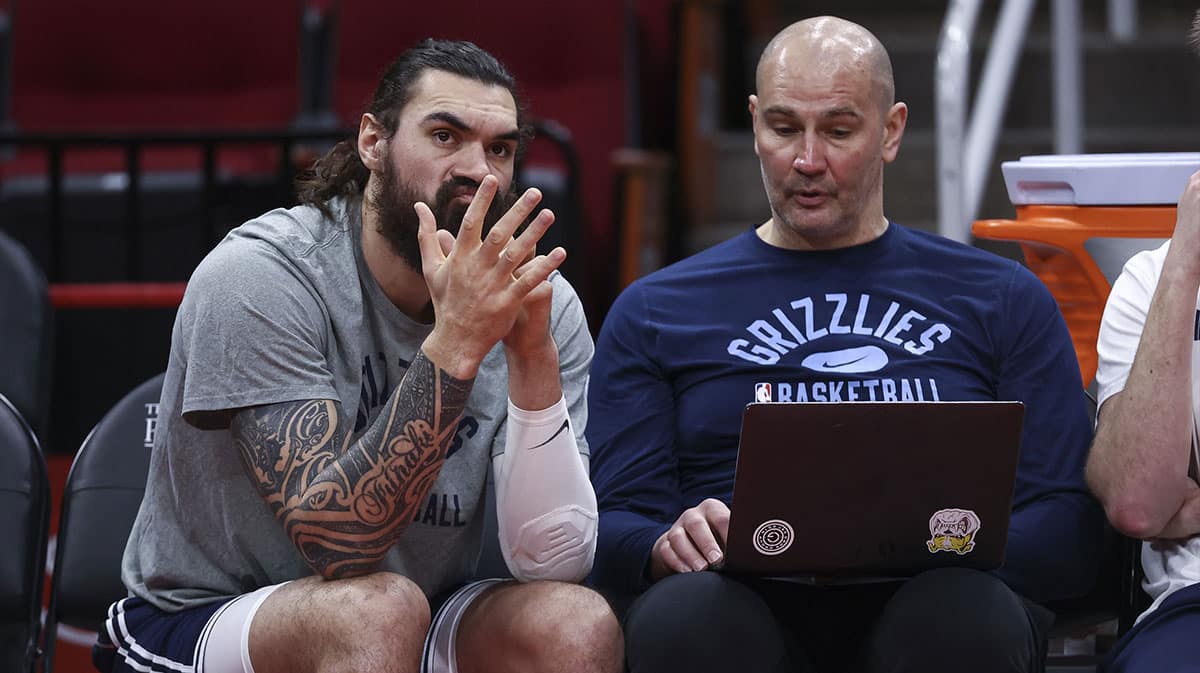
357, 113, 388, 172
748, 94, 761, 157
881, 102, 908, 164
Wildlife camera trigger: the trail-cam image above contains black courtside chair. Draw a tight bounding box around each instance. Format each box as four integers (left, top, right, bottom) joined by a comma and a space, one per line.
43, 374, 164, 672
0, 393, 48, 673
0, 230, 52, 441
1043, 389, 1147, 670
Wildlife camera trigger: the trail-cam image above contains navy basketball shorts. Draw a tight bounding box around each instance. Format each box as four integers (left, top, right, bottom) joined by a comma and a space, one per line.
94, 578, 506, 673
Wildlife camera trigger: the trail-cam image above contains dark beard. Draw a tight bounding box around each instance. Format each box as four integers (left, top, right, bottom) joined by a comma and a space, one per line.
369, 160, 517, 273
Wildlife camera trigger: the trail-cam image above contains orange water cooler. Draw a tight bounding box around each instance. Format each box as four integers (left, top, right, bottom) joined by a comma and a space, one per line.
973, 153, 1199, 386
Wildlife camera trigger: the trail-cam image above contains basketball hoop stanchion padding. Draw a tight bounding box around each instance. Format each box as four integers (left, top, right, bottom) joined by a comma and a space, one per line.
973, 205, 1175, 387
47, 282, 187, 309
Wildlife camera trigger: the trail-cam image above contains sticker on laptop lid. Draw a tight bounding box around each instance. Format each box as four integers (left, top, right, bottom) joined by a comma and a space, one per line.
752, 519, 794, 556
926, 508, 980, 555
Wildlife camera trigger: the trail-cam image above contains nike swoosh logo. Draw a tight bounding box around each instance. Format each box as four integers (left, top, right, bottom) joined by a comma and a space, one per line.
827, 354, 868, 368
801, 346, 889, 374
527, 419, 570, 450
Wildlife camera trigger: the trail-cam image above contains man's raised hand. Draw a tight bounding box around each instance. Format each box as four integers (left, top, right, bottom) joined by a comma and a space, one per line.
1166, 170, 1200, 283
415, 175, 565, 379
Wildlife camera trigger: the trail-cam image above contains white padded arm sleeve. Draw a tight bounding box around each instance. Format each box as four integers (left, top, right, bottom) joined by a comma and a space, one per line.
494, 396, 598, 582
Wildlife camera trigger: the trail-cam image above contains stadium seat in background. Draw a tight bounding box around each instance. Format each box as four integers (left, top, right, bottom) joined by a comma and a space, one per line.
0, 393, 49, 673
1, 1, 319, 460
0, 0, 12, 135
0, 229, 50, 440
6, 0, 302, 173
516, 118, 585, 287
42, 374, 163, 673
1, 0, 309, 284
295, 0, 339, 132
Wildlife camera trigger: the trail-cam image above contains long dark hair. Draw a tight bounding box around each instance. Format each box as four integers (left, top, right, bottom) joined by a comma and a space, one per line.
296, 39, 530, 217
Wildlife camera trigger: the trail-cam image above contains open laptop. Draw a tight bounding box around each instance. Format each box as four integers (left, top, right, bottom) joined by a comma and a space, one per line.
721, 401, 1024, 581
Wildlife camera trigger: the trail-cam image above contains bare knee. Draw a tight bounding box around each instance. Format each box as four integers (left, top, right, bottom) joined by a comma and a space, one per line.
335, 571, 431, 641
509, 582, 623, 673
254, 572, 430, 673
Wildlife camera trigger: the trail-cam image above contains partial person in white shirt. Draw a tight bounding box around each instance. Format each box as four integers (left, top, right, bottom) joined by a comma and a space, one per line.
1088, 19, 1200, 666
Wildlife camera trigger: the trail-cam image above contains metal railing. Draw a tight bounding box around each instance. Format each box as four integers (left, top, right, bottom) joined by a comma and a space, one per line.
0, 128, 349, 280
935, 0, 1141, 242
0, 118, 582, 285
936, 0, 1037, 243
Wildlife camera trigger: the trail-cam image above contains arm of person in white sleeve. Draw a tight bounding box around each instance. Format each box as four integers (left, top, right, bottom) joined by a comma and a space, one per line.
494, 395, 598, 582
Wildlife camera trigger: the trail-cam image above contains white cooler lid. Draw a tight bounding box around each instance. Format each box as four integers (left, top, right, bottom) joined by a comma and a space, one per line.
1002, 153, 1200, 206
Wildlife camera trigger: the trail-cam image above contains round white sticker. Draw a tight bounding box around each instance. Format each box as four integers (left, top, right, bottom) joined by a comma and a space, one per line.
752, 519, 794, 556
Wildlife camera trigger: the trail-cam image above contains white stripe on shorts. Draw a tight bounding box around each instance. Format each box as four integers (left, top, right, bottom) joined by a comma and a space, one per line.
108, 597, 195, 673
195, 582, 288, 673
422, 579, 509, 673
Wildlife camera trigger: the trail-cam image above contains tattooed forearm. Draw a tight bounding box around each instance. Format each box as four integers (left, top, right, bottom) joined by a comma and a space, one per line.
231, 350, 473, 578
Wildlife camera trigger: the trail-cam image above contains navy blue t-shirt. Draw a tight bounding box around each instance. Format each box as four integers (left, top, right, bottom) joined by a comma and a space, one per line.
587, 223, 1104, 602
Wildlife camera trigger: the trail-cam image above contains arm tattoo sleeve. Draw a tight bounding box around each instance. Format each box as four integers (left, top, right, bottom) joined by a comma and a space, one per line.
231, 350, 473, 578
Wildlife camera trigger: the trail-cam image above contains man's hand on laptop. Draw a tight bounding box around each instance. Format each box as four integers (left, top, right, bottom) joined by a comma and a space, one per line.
649, 498, 730, 580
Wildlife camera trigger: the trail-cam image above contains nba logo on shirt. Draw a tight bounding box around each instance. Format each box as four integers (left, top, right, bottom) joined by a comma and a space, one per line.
754, 382, 773, 403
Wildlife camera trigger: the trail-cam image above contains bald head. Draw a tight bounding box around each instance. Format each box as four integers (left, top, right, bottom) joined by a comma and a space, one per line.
756, 16, 895, 114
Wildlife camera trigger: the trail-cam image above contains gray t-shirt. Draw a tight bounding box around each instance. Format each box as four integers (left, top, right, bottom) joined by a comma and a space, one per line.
121, 197, 594, 611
